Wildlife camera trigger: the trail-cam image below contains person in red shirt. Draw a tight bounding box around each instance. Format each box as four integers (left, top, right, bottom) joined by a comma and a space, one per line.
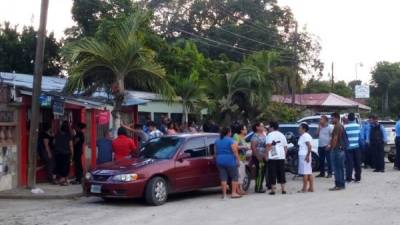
112, 127, 137, 161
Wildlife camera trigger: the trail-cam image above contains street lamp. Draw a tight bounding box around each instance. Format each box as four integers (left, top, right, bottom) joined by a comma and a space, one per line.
355, 62, 363, 81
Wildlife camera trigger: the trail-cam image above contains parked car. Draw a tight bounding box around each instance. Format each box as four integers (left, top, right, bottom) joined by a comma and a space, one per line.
84, 133, 220, 206
379, 120, 396, 162
297, 113, 361, 125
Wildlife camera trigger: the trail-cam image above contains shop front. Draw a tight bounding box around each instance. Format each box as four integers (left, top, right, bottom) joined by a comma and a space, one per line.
16, 91, 123, 187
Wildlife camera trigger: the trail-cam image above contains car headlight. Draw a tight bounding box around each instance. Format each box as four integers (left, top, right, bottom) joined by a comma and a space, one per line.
85, 172, 92, 180
112, 174, 139, 182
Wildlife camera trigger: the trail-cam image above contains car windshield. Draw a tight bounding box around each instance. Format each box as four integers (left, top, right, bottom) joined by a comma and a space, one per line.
379, 121, 395, 128
139, 137, 183, 160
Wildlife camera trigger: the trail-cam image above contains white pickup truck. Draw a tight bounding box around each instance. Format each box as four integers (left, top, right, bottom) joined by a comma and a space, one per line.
379, 120, 396, 162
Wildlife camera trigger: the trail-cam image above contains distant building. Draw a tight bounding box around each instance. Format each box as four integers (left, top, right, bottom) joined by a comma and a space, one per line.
272, 93, 371, 114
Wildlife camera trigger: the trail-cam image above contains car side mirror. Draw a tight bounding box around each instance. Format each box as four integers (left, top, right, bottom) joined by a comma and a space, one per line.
177, 152, 191, 162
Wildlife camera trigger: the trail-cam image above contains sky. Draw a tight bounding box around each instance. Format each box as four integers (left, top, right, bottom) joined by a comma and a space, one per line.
1, 0, 400, 84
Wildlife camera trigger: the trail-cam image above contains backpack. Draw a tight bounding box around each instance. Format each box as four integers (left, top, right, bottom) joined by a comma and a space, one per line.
339, 125, 350, 150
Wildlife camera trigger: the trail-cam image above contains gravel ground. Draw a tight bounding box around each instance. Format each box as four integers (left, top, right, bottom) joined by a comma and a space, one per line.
1, 168, 400, 225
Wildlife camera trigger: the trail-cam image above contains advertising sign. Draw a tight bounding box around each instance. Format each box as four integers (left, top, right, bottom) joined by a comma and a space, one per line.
355, 85, 370, 99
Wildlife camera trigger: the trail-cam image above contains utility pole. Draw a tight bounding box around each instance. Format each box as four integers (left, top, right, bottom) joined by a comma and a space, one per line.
27, 0, 49, 188
291, 21, 299, 106
331, 62, 334, 91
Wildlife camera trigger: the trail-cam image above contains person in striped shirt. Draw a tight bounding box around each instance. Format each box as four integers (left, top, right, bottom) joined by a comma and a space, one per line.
344, 113, 362, 182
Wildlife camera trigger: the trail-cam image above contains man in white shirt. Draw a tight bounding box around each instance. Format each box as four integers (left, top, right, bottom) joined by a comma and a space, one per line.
265, 121, 288, 195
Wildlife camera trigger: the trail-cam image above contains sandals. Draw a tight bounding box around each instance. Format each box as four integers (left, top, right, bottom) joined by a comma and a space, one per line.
231, 195, 242, 199
59, 181, 69, 186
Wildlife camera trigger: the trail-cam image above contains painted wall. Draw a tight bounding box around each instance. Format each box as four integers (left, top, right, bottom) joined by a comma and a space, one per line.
138, 101, 207, 120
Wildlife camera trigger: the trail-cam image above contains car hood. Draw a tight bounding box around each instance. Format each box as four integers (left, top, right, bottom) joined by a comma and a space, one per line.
93, 157, 156, 174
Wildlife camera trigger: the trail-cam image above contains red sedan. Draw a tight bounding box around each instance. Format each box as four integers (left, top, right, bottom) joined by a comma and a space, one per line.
84, 133, 220, 205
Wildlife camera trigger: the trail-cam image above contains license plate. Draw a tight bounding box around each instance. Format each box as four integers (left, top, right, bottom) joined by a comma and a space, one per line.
90, 185, 102, 194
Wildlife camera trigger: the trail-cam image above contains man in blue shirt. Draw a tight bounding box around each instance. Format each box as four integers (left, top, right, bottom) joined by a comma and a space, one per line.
344, 113, 362, 182
359, 118, 371, 168
367, 115, 388, 172
96, 130, 113, 164
394, 114, 400, 170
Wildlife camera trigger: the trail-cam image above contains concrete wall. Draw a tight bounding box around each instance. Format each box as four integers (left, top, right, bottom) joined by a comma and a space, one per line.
138, 101, 207, 120
0, 145, 18, 191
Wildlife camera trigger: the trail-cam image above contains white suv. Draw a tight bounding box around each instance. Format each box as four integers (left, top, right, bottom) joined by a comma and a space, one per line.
297, 113, 361, 125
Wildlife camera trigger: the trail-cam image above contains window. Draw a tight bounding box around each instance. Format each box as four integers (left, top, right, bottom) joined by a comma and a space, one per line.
171, 113, 183, 123
138, 112, 151, 125
183, 138, 207, 158
139, 137, 183, 160
205, 136, 218, 155
154, 113, 168, 126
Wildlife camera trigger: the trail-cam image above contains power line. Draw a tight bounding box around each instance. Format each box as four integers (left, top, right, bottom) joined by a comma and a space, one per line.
178, 3, 290, 52
213, 25, 287, 50
177, 28, 257, 54
189, 37, 250, 56
213, 2, 282, 40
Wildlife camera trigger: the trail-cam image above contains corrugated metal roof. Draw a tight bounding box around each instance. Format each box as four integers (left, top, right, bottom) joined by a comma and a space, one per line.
272, 93, 371, 110
0, 72, 66, 91
0, 72, 152, 106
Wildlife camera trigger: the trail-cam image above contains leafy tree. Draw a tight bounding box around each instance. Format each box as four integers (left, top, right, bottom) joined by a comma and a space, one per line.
145, 0, 323, 76
170, 72, 208, 123
65, 0, 140, 39
370, 61, 400, 116
161, 41, 210, 123
303, 78, 352, 98
207, 62, 268, 125
0, 22, 62, 75
63, 13, 174, 130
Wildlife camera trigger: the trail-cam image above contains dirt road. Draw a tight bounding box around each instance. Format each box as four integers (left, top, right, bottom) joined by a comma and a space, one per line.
1, 168, 400, 225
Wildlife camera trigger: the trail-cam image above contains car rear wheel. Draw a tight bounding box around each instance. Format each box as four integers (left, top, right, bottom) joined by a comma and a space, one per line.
242, 168, 251, 192
388, 154, 395, 163
145, 177, 168, 206
311, 153, 320, 172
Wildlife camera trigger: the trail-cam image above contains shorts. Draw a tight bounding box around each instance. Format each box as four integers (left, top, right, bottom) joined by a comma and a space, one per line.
268, 159, 286, 185
217, 165, 239, 182
298, 155, 312, 175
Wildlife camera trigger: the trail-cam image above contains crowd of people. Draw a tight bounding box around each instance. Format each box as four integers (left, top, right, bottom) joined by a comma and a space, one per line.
37, 121, 86, 186
37, 112, 400, 195
213, 112, 399, 199
37, 116, 204, 186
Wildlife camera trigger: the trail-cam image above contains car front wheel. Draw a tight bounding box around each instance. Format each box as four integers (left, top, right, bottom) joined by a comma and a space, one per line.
145, 177, 168, 206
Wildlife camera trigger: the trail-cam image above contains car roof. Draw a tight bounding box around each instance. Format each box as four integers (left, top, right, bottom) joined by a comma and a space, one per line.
169, 132, 219, 139
280, 123, 319, 128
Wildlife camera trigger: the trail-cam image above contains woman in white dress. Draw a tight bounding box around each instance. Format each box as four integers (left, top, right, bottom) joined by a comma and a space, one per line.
298, 123, 314, 192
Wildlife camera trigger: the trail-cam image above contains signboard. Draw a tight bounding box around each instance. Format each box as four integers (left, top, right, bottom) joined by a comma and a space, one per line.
97, 111, 110, 125
39, 94, 52, 108
52, 100, 65, 116
355, 85, 370, 99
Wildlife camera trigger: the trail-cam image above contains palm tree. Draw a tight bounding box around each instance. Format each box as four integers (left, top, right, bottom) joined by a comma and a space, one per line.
63, 12, 174, 130
170, 72, 209, 124
210, 65, 266, 125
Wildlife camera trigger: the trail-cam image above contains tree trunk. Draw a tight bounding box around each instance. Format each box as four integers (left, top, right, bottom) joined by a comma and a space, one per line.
384, 88, 389, 115
112, 77, 125, 135
182, 100, 188, 124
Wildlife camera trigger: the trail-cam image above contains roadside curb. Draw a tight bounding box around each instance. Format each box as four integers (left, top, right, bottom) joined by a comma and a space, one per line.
0, 192, 83, 200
